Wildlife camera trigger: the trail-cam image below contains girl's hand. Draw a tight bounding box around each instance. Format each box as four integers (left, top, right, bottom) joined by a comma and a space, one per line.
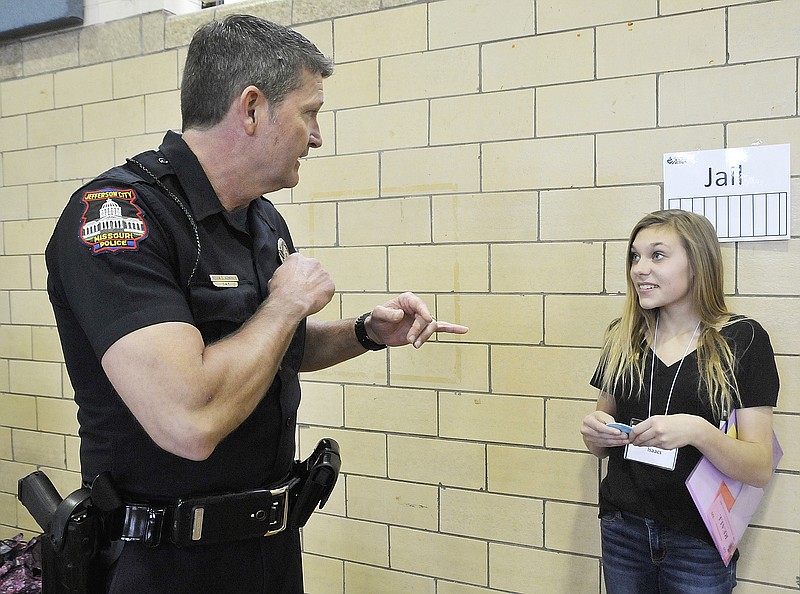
628, 414, 708, 450
581, 410, 632, 449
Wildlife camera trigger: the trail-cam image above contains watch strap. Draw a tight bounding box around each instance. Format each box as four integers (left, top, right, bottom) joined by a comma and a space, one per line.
354, 312, 387, 351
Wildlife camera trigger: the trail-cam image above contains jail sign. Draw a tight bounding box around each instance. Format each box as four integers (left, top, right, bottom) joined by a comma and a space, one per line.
663, 144, 791, 242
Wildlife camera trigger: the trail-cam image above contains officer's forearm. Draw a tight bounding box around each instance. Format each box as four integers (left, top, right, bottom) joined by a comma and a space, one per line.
300, 318, 371, 372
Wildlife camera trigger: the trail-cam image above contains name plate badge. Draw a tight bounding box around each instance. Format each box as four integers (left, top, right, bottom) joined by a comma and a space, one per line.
624, 443, 678, 471
209, 274, 239, 288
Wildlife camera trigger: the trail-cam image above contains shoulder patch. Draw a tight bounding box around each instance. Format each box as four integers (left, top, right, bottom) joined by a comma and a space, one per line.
79, 187, 148, 254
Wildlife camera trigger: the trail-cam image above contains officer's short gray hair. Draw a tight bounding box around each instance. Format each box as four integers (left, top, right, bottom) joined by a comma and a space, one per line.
181, 14, 334, 131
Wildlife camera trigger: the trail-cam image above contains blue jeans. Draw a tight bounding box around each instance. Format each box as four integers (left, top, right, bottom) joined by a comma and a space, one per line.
600, 511, 737, 594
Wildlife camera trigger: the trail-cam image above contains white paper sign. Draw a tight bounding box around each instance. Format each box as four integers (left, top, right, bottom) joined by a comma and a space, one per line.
663, 144, 791, 242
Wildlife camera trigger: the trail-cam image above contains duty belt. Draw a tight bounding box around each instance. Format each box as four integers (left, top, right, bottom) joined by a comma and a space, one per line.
95, 438, 340, 548
118, 482, 292, 548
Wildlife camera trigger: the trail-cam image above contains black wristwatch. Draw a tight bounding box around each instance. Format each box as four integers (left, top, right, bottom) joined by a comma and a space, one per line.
354, 312, 387, 351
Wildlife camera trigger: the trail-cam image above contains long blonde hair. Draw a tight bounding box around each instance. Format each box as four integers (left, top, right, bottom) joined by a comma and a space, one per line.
597, 210, 739, 421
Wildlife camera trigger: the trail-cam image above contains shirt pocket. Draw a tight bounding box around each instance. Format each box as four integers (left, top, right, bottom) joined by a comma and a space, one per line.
188, 281, 259, 342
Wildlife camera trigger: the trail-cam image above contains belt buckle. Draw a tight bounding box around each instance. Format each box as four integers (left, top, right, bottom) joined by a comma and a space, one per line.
121, 504, 165, 547
263, 484, 290, 537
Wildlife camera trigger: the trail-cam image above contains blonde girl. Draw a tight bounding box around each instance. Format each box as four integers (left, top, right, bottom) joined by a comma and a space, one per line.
581, 210, 779, 594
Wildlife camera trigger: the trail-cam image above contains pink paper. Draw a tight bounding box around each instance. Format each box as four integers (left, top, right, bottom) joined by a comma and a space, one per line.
685, 409, 783, 566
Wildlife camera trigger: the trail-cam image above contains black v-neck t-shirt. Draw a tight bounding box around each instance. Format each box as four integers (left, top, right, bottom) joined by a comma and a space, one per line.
590, 317, 779, 546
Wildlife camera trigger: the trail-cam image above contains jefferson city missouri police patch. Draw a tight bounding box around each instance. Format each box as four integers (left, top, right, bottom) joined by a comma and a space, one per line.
79, 187, 148, 254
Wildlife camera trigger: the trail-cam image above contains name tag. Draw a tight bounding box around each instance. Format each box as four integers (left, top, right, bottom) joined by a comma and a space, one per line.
624, 443, 678, 471
210, 274, 239, 288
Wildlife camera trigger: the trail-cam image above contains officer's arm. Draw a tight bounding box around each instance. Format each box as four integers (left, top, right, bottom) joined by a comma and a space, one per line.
301, 318, 372, 372
101, 253, 333, 461
300, 292, 468, 372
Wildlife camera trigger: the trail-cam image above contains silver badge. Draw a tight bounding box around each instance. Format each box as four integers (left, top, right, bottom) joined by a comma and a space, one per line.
277, 238, 289, 263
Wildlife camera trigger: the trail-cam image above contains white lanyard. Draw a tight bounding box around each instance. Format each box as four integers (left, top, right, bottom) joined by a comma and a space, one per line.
625, 316, 703, 471
647, 316, 702, 417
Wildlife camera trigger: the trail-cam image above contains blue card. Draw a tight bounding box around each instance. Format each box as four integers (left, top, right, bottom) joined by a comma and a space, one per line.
607, 422, 633, 434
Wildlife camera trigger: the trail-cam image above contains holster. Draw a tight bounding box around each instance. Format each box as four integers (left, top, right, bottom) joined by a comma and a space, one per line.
18, 472, 108, 594
287, 438, 341, 529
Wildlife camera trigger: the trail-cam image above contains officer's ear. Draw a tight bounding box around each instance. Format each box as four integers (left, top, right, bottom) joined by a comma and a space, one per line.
239, 86, 266, 134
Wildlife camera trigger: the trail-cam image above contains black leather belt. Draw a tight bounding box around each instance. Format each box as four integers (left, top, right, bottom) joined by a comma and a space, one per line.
118, 482, 293, 548
119, 503, 169, 547
95, 439, 340, 548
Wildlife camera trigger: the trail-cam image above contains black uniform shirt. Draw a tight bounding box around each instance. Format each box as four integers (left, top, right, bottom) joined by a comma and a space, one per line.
46, 131, 306, 500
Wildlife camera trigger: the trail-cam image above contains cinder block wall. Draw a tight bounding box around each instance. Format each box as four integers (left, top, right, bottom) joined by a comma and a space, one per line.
1, 1, 799, 592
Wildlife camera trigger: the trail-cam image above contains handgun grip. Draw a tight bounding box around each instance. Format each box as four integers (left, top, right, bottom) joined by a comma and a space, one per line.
18, 471, 62, 532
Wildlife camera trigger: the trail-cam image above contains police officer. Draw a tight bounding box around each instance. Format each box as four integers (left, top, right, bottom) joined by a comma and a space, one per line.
45, 14, 468, 593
